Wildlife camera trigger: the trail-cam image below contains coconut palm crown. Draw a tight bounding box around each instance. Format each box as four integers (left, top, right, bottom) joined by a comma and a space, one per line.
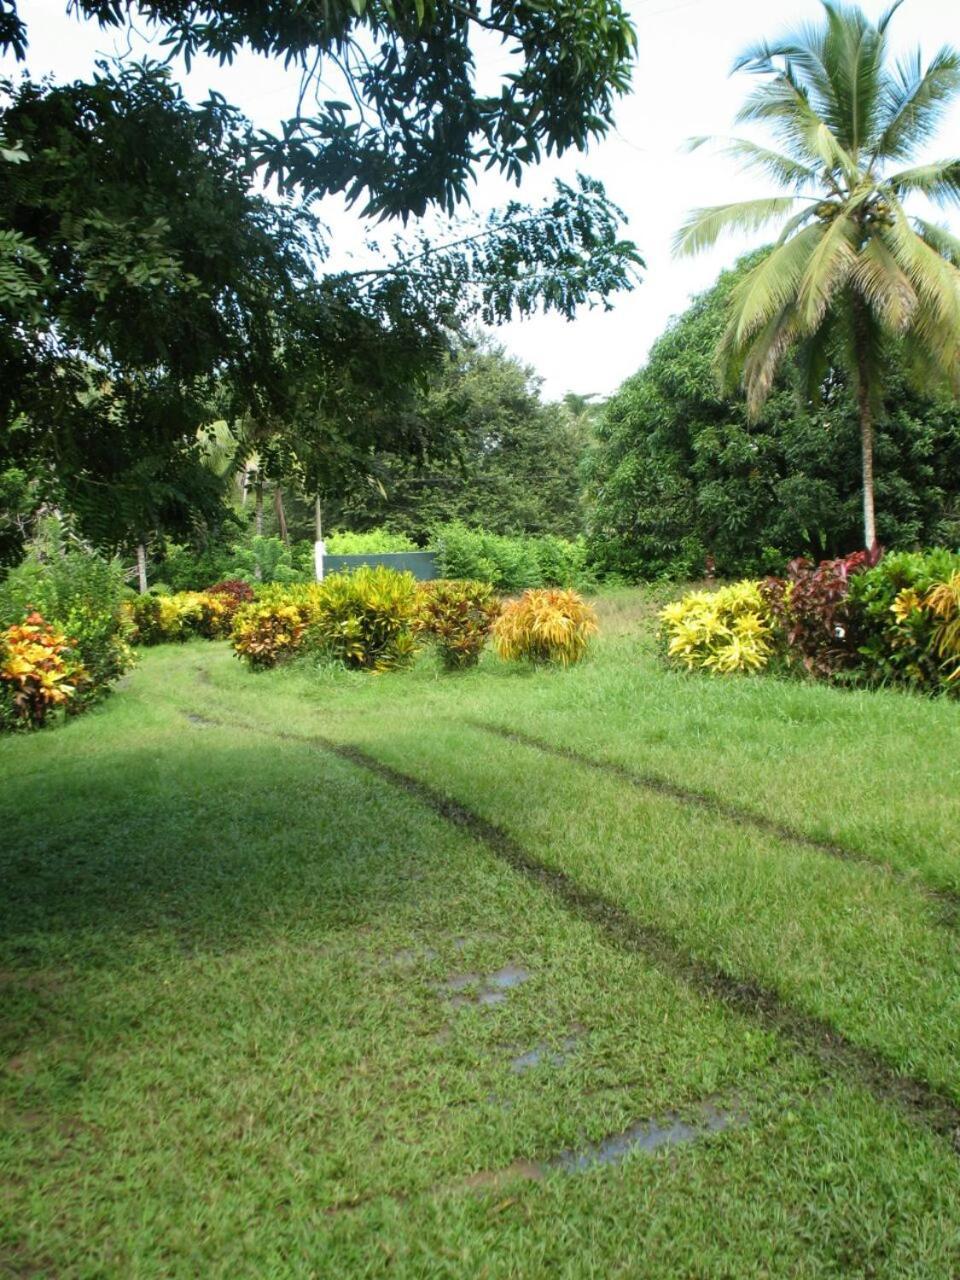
675, 1, 960, 548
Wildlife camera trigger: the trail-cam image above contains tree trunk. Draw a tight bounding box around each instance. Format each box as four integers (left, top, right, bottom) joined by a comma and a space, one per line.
274, 485, 288, 543
315, 495, 323, 543
858, 381, 877, 551
254, 479, 264, 537
136, 542, 148, 595
852, 298, 878, 551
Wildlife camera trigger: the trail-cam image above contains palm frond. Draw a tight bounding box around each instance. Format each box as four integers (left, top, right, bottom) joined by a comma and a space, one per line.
672, 197, 799, 258
735, 73, 851, 173
738, 303, 802, 418
877, 1, 906, 36
851, 233, 918, 332
794, 207, 859, 331
774, 204, 821, 246
822, 2, 887, 155
885, 203, 960, 337
914, 219, 960, 268
884, 159, 960, 207
873, 46, 960, 162
727, 223, 822, 346
687, 136, 817, 191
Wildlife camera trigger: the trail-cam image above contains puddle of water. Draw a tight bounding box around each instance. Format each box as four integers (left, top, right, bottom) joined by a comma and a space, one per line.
553, 1105, 738, 1173
443, 972, 482, 992
388, 947, 438, 966
510, 1034, 579, 1074
486, 965, 530, 991
439, 964, 531, 1008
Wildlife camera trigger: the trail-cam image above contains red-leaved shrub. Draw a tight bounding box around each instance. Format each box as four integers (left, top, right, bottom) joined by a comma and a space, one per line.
206, 579, 255, 619
761, 547, 881, 677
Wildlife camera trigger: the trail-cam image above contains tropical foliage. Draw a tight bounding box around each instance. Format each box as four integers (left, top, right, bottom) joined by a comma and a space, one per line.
660, 582, 774, 674
676, 1, 960, 548
433, 523, 587, 593
416, 579, 500, 671
761, 548, 880, 677
231, 601, 308, 670
309, 568, 420, 673
492, 589, 598, 667
126, 592, 233, 645
0, 528, 134, 717
0, 612, 85, 729
661, 547, 960, 694
850, 549, 960, 691
586, 255, 960, 581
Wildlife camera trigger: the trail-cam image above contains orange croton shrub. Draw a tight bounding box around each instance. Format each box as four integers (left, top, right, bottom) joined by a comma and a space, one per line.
0, 611, 86, 728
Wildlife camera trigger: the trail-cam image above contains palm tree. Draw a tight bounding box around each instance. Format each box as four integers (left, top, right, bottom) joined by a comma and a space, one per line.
675, 1, 960, 548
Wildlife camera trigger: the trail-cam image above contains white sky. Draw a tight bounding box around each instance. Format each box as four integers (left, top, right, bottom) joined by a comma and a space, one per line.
6, 0, 960, 400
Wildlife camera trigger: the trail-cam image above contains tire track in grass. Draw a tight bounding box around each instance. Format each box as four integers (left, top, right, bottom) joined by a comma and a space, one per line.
200, 712, 960, 1154
469, 720, 960, 929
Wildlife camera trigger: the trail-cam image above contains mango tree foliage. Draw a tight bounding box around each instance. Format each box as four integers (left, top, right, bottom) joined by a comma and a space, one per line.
1, 0, 637, 220
586, 256, 960, 582
0, 51, 640, 553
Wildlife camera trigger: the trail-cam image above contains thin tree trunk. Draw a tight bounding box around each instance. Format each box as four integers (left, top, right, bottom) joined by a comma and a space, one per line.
858, 381, 877, 550
274, 485, 288, 543
254, 479, 264, 537
136, 542, 148, 595
851, 296, 878, 551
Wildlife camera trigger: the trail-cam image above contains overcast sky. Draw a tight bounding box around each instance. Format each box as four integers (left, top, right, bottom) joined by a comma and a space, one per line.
6, 0, 960, 400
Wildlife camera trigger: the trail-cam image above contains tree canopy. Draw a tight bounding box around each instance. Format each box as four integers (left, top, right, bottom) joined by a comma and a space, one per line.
1, 1, 636, 219
321, 337, 588, 541
587, 255, 960, 581
0, 2, 642, 558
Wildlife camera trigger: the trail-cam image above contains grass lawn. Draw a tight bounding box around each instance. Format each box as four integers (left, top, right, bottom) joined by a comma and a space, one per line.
2, 586, 960, 1277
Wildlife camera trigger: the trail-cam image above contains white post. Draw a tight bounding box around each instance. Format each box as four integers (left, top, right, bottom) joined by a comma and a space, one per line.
314, 496, 324, 581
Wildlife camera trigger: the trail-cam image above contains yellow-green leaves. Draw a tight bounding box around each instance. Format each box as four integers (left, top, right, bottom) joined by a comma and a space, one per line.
660, 582, 774, 675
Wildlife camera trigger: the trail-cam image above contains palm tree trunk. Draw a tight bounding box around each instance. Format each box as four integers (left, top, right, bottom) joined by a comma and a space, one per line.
857, 381, 877, 550
852, 299, 878, 550
274, 485, 288, 543
136, 542, 148, 595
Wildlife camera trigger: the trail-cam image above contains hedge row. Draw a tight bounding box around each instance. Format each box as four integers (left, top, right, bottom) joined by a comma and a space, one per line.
660, 548, 960, 694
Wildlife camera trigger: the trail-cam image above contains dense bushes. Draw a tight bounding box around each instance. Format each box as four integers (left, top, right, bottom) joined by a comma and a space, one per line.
660, 582, 773, 674
230, 570, 419, 671
310, 567, 419, 671
231, 600, 309, 669
761, 550, 880, 678
416, 579, 500, 670
493, 589, 598, 666
325, 528, 418, 554
849, 551, 960, 693
125, 591, 233, 644
661, 548, 960, 694
0, 535, 133, 725
433, 522, 587, 591
226, 572, 597, 672
0, 612, 86, 730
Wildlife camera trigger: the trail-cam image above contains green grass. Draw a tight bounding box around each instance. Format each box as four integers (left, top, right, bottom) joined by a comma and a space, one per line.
2, 589, 960, 1277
